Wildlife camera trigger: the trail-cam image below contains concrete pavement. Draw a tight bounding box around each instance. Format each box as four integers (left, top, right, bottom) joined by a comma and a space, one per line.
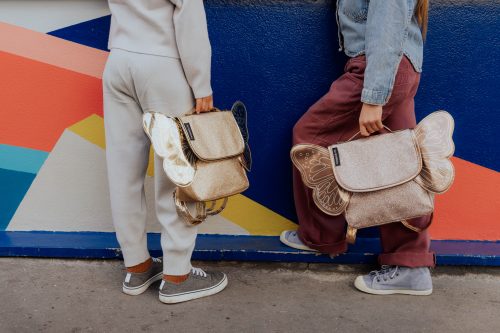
0, 258, 499, 332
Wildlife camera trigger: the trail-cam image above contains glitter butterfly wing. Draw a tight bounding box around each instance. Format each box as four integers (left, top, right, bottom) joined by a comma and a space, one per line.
231, 101, 252, 171
414, 111, 455, 194
291, 144, 350, 216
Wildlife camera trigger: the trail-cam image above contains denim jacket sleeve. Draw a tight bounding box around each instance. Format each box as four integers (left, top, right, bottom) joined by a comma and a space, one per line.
361, 0, 413, 106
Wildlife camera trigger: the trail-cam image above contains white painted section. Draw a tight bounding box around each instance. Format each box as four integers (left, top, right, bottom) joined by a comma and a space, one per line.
0, 0, 110, 33
8, 130, 115, 232
198, 213, 249, 235
8, 129, 248, 235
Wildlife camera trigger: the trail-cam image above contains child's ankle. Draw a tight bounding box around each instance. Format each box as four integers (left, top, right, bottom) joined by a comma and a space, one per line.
163, 274, 189, 284
126, 257, 152, 273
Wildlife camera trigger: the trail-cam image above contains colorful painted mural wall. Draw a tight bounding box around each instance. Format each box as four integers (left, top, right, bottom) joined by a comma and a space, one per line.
0, 0, 499, 264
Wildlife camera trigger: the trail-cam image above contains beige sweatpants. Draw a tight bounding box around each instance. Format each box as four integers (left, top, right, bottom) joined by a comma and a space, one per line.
103, 48, 198, 275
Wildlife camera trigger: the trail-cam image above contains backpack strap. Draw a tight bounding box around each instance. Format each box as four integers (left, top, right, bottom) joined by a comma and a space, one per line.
401, 214, 433, 232
173, 190, 228, 226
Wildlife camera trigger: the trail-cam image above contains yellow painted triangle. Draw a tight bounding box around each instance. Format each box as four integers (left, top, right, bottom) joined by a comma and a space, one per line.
220, 194, 297, 236
146, 148, 155, 176
68, 114, 105, 149
68, 114, 155, 176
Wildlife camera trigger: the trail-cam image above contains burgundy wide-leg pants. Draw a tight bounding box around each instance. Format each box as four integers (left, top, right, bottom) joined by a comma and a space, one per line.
293, 55, 435, 267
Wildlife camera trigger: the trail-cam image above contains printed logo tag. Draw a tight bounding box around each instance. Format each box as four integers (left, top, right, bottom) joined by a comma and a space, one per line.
332, 147, 341, 166
183, 123, 195, 140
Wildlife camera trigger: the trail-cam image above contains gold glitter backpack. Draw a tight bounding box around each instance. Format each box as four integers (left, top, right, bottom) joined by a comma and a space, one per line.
291, 111, 455, 243
143, 102, 251, 225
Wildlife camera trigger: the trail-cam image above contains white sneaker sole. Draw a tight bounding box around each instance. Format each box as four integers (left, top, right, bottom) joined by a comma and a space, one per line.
122, 272, 163, 296
279, 230, 317, 252
159, 274, 228, 304
354, 276, 433, 296
142, 112, 195, 186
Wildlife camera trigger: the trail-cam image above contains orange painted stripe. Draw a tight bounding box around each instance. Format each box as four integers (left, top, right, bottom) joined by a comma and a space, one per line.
0, 22, 108, 79
0, 51, 103, 151
430, 157, 500, 241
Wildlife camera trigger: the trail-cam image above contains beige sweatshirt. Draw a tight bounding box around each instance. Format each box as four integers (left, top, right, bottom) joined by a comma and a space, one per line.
107, 0, 212, 98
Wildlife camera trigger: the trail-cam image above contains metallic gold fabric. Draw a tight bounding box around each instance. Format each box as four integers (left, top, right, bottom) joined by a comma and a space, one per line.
330, 130, 422, 192
177, 157, 249, 202
346, 225, 358, 244
414, 111, 455, 194
291, 144, 350, 216
345, 180, 435, 228
177, 111, 245, 161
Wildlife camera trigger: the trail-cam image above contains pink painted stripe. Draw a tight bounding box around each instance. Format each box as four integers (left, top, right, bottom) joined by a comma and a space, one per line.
0, 22, 108, 79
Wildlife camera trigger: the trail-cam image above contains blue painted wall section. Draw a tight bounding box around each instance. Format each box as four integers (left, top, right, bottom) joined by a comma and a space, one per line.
1, 232, 499, 266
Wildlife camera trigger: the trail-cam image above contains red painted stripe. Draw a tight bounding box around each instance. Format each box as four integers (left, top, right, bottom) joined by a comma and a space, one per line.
430, 157, 500, 241
0, 51, 103, 151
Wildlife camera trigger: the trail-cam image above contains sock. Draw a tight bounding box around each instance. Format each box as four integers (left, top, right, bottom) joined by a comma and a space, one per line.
126, 257, 152, 273
163, 274, 189, 284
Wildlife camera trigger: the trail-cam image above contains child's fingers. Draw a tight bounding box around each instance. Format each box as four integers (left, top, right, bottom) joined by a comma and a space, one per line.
365, 122, 376, 133
195, 99, 202, 113
360, 125, 370, 137
195, 96, 214, 113
201, 99, 209, 112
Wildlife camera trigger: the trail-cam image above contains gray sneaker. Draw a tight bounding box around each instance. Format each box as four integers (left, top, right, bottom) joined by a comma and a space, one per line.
354, 265, 433, 296
122, 257, 163, 296
159, 267, 228, 304
280, 230, 317, 252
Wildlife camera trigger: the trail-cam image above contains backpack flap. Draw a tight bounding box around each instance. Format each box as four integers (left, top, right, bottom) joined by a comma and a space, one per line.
177, 111, 245, 161
329, 130, 422, 192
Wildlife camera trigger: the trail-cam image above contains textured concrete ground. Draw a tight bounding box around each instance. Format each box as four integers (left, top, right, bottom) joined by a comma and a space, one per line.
0, 258, 499, 333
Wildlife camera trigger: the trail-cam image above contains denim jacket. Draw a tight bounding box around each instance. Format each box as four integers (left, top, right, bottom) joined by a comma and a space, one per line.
337, 0, 424, 105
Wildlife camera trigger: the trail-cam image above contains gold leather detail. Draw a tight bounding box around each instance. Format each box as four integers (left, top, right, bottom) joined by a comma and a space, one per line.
401, 219, 424, 232
174, 191, 229, 226
346, 225, 357, 244
291, 144, 350, 216
414, 111, 455, 194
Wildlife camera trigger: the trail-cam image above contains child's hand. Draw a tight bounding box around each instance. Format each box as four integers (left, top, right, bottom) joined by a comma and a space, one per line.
195, 95, 214, 113
359, 103, 383, 136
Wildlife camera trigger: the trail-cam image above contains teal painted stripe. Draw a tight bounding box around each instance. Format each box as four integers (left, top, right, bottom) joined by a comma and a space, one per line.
0, 168, 36, 230
0, 145, 49, 174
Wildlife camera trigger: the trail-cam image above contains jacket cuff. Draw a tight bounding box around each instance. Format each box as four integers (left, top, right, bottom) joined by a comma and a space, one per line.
361, 88, 390, 106
192, 85, 213, 99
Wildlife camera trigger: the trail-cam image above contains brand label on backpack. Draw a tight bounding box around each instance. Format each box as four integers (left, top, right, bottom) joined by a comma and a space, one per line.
332, 147, 341, 166
183, 123, 195, 140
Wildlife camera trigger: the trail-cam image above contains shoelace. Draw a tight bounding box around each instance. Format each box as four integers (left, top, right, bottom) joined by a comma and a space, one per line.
191, 267, 207, 278
152, 257, 162, 263
159, 266, 208, 289
369, 265, 400, 282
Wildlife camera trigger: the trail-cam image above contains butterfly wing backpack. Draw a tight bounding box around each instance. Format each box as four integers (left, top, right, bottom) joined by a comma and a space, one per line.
143, 101, 251, 225
291, 111, 455, 243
